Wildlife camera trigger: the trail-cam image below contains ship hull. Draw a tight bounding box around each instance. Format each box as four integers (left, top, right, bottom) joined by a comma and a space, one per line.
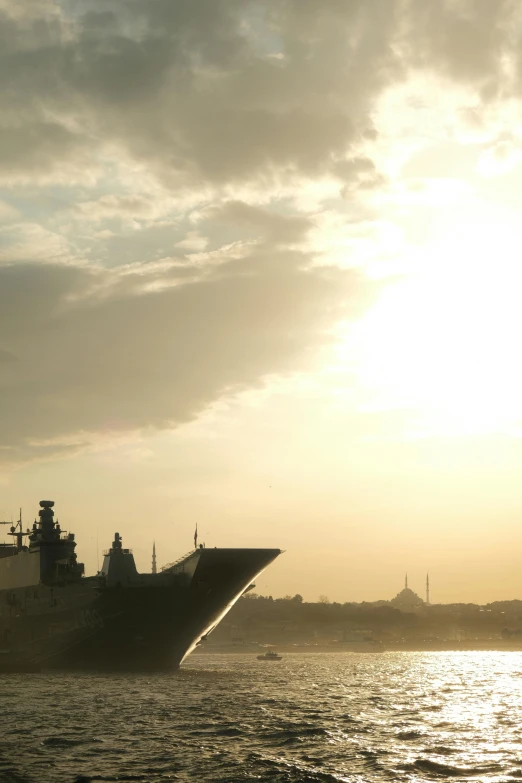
0, 548, 280, 671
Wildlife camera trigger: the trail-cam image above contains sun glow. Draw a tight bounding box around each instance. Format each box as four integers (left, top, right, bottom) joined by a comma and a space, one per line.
342, 217, 522, 437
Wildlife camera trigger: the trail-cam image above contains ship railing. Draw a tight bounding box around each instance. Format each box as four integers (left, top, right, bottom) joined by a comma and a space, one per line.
160, 549, 196, 572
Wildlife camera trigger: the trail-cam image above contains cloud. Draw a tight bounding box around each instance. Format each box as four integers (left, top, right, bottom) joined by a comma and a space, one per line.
0, 1, 516, 199
0, 124, 86, 185
175, 231, 208, 252
0, 1, 518, 188
0, 0, 402, 190
205, 201, 313, 246
74, 195, 172, 222
401, 0, 514, 93
0, 223, 77, 264
0, 201, 19, 224
1, 0, 520, 466
477, 138, 522, 177
0, 248, 364, 465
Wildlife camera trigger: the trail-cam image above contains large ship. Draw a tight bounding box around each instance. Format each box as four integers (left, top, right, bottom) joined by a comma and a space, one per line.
0, 500, 280, 671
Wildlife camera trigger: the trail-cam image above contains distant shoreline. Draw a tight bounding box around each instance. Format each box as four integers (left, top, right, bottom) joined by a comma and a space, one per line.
194, 642, 522, 654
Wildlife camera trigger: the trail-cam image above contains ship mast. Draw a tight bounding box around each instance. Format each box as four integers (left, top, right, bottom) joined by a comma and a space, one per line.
0, 509, 29, 551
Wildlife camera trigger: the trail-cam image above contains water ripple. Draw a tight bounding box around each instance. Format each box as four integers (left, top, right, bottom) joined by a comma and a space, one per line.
0, 652, 521, 781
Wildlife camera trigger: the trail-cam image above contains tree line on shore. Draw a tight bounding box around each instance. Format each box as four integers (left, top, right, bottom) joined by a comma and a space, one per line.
210, 593, 522, 644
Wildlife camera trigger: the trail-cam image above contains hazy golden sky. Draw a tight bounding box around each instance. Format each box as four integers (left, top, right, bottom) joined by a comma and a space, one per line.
1, 0, 522, 603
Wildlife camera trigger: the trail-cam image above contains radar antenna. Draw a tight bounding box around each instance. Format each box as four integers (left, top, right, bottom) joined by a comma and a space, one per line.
8, 509, 30, 551
0, 510, 30, 551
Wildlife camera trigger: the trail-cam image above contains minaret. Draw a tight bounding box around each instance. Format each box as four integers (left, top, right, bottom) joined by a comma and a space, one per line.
426, 573, 430, 605
405, 573, 408, 590
152, 541, 157, 575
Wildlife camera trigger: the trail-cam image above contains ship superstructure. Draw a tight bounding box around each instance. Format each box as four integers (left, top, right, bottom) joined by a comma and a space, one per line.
0, 500, 280, 671
0, 500, 83, 590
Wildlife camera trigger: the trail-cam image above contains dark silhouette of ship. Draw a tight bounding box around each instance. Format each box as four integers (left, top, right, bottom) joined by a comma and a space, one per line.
0, 501, 280, 671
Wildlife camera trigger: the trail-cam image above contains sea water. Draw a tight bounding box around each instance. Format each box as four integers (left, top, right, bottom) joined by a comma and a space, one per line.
1, 651, 521, 782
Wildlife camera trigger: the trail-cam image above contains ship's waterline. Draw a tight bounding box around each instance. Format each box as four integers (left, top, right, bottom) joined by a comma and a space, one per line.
0, 499, 280, 671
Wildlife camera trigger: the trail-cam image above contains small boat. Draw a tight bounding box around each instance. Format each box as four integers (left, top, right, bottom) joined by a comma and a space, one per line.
257, 650, 282, 661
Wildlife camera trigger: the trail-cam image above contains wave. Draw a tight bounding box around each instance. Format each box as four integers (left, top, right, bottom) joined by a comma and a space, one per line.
397, 730, 423, 739
403, 758, 502, 777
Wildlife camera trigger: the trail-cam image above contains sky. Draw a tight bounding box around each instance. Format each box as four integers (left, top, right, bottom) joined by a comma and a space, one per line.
2, 0, 522, 604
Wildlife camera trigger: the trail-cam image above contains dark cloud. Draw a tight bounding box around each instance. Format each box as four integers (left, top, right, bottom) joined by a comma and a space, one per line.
0, 0, 518, 465
0, 123, 83, 180
0, 251, 364, 464
0, 0, 396, 186
207, 202, 312, 246
0, 348, 16, 364
402, 0, 514, 95
0, 1, 517, 187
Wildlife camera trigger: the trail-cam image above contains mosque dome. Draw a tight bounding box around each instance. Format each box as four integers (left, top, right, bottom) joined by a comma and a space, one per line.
390, 575, 425, 610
